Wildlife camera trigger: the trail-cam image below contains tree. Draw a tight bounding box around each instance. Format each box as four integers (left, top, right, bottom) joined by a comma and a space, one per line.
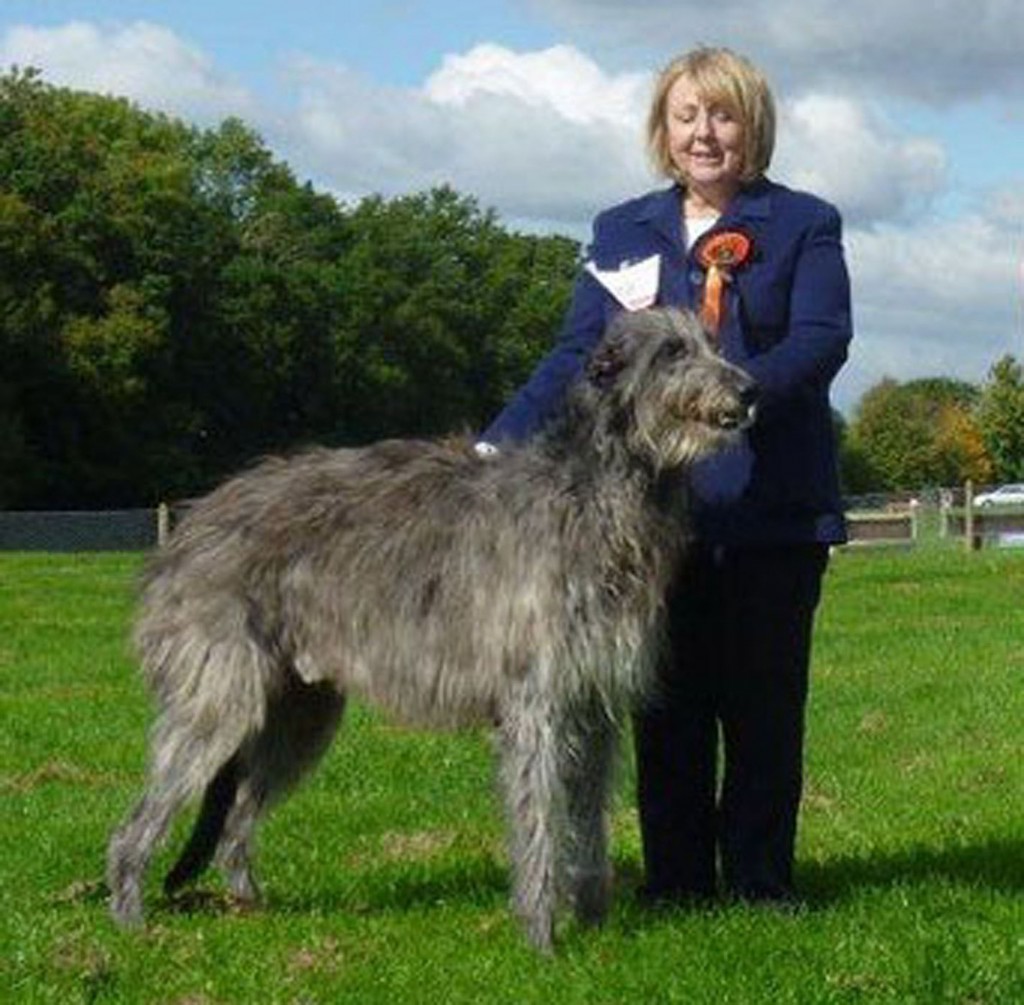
846, 377, 992, 491
834, 408, 879, 494
0, 68, 236, 504
977, 355, 1024, 483
0, 70, 578, 507
329, 186, 577, 442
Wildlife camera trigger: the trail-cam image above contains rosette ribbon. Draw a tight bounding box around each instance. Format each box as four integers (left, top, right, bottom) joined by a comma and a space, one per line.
695, 230, 752, 335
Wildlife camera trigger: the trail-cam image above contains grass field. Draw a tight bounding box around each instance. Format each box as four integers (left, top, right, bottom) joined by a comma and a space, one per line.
1, 546, 1022, 1003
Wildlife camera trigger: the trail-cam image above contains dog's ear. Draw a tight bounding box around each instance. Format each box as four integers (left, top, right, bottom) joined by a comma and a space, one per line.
586, 336, 628, 390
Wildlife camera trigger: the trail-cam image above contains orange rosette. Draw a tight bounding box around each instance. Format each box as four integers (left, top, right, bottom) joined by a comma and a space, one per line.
696, 230, 752, 335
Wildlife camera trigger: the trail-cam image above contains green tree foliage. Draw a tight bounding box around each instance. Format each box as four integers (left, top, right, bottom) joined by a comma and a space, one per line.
834, 408, 877, 495
0, 70, 579, 508
977, 355, 1024, 483
330, 187, 576, 440
845, 377, 993, 491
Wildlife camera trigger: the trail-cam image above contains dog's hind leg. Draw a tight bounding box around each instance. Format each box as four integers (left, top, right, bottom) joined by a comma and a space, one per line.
107, 712, 249, 928
213, 677, 346, 902
498, 679, 563, 953
162, 752, 242, 897
560, 705, 617, 928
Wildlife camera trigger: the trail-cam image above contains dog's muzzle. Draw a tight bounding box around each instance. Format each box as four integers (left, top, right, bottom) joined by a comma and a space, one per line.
718, 381, 759, 431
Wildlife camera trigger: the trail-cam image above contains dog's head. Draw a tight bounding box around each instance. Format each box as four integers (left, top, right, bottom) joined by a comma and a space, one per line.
584, 307, 757, 470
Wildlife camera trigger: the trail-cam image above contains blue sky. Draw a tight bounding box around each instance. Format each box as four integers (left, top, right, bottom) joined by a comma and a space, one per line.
2, 0, 559, 93
3, 0, 1024, 413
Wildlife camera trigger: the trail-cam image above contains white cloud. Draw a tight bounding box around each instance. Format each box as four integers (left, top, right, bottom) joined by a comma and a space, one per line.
850, 216, 1015, 314
535, 0, 1024, 105
281, 45, 953, 232
0, 20, 253, 123
424, 42, 647, 126
0, 23, 960, 232
775, 94, 946, 226
280, 44, 655, 228
2, 23, 656, 225
834, 208, 1024, 411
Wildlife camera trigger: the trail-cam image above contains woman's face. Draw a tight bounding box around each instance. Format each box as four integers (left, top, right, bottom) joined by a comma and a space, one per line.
665, 75, 745, 196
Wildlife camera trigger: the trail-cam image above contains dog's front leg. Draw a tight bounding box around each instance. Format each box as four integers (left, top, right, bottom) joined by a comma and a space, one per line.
497, 681, 562, 953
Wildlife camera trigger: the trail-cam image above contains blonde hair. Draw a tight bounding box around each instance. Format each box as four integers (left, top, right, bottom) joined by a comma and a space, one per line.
646, 47, 776, 185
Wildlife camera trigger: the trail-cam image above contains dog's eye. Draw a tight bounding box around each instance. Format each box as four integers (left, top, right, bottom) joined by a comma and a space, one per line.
657, 340, 688, 362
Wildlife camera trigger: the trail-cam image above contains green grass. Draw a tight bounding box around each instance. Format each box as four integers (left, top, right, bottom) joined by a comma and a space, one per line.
1, 547, 1022, 1003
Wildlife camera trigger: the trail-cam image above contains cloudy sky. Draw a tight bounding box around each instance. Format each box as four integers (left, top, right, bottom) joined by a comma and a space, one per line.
3, 0, 1023, 413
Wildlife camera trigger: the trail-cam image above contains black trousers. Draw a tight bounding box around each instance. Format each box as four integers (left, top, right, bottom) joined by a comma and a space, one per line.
634, 543, 829, 901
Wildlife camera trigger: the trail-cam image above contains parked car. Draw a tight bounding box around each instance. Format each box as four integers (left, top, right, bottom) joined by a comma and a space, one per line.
973, 483, 1024, 507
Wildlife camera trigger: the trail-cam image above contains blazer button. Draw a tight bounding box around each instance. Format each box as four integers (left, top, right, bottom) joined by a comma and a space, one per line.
689, 270, 704, 286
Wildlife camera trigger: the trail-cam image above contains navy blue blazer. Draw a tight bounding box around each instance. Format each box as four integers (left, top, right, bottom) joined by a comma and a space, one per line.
483, 179, 852, 546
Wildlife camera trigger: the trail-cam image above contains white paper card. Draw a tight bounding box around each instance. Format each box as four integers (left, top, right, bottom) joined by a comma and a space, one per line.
585, 254, 660, 311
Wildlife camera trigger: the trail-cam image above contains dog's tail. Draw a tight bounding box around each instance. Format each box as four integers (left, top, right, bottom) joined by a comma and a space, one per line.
163, 751, 241, 895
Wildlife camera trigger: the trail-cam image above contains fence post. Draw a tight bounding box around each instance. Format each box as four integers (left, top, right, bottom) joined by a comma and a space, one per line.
963, 480, 975, 551
157, 502, 170, 547
939, 488, 952, 538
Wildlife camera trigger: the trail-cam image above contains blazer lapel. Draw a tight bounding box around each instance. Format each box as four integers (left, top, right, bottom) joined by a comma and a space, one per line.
633, 185, 692, 308
718, 179, 773, 238
634, 185, 685, 253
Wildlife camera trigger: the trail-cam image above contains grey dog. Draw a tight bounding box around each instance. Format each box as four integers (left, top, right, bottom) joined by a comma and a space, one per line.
107, 307, 756, 951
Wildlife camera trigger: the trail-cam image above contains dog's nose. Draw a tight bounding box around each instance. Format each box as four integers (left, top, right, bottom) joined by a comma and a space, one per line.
740, 382, 759, 411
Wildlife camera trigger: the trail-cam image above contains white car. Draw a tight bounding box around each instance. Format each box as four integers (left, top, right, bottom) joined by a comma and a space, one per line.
974, 483, 1024, 508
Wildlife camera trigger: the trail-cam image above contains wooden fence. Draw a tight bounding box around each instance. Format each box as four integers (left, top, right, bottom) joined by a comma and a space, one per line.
846, 481, 1024, 550
846, 510, 918, 547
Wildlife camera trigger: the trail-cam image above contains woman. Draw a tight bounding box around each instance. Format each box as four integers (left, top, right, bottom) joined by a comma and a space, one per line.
480, 47, 852, 905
